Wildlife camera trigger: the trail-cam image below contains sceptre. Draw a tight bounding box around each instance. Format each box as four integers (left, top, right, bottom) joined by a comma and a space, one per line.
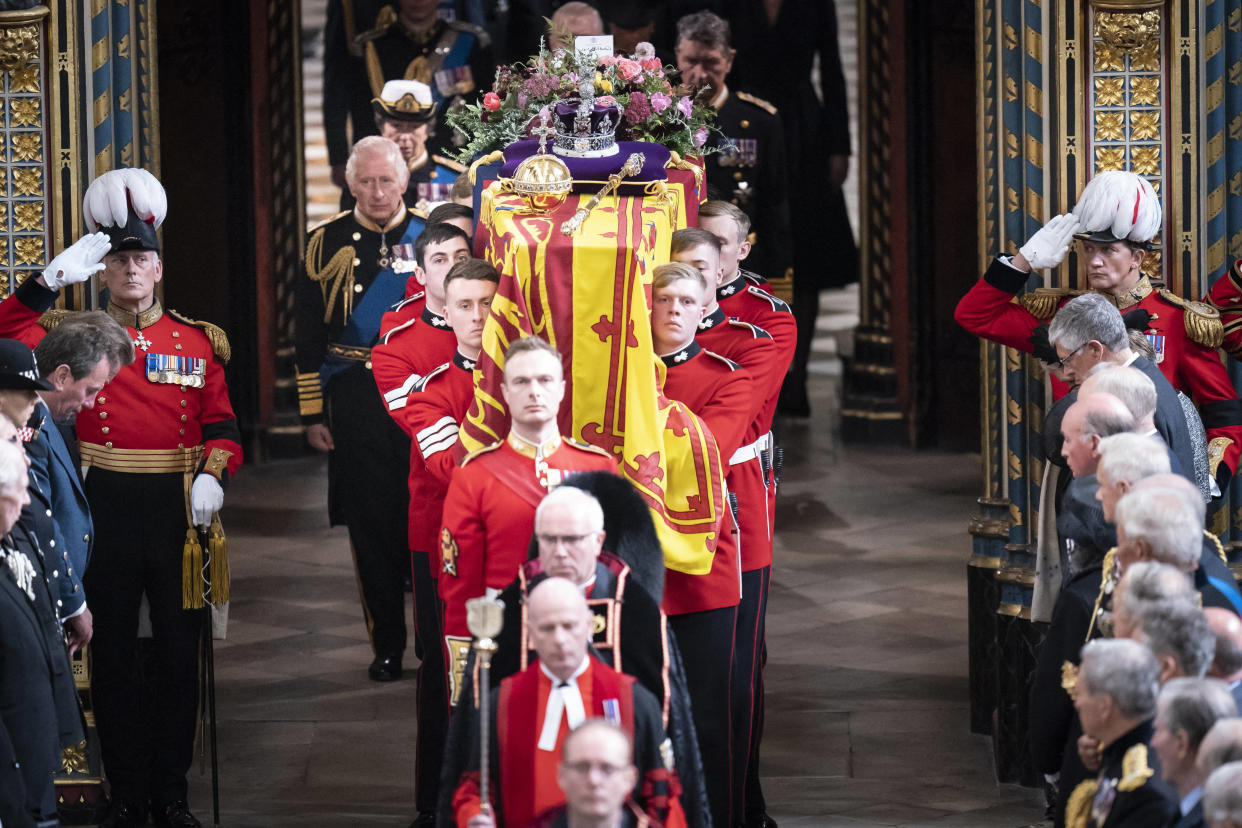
560, 152, 646, 235
466, 595, 505, 820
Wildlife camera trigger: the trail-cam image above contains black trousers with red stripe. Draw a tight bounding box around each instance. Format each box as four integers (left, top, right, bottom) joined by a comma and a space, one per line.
410, 549, 448, 816
731, 566, 771, 825
669, 604, 737, 828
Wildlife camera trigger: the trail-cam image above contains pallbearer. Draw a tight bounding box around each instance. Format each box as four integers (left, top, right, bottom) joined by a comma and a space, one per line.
651, 261, 755, 828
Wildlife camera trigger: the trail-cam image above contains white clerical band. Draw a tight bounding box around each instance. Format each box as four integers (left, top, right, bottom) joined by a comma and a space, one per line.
537, 659, 589, 751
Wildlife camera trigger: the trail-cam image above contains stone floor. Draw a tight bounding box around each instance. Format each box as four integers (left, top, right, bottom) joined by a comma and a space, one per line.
162, 288, 1044, 827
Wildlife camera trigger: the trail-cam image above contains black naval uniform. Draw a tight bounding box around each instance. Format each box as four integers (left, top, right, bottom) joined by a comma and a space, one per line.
296, 208, 421, 665
323, 0, 390, 172
727, 0, 857, 415
1028, 561, 1104, 828
16, 450, 86, 764
1063, 721, 1175, 828
356, 12, 494, 156
0, 525, 77, 825
703, 86, 792, 282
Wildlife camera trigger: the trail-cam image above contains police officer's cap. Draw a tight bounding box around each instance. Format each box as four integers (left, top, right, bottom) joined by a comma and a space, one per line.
0, 339, 54, 391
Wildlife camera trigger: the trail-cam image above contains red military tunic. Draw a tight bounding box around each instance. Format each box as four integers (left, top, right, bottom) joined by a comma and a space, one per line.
659, 341, 753, 615
378, 283, 426, 340
956, 258, 1242, 489
1205, 259, 1242, 359
715, 272, 796, 553
450, 657, 684, 828
0, 280, 243, 481
386, 351, 476, 556
697, 308, 780, 571
438, 433, 617, 699
371, 304, 458, 551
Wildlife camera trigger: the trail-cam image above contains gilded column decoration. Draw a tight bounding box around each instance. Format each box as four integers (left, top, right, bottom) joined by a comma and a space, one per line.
1088, 9, 1165, 280
88, 1, 159, 179
0, 5, 50, 299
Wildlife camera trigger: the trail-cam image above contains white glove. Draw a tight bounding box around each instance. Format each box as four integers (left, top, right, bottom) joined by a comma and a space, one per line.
190, 474, 224, 529
1019, 214, 1081, 270
41, 232, 111, 289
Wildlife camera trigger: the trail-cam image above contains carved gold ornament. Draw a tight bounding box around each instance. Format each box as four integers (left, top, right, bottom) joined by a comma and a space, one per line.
1095, 111, 1125, 142
1130, 111, 1160, 141
14, 236, 42, 266
1132, 146, 1161, 176
1095, 146, 1126, 171
0, 24, 38, 72
13, 202, 40, 232
1094, 77, 1124, 106
11, 132, 40, 162
1095, 12, 1161, 55
1131, 77, 1160, 106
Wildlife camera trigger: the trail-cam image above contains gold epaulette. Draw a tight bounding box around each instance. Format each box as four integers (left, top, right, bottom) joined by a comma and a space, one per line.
409, 206, 429, 221
447, 18, 490, 46
168, 310, 232, 364
1019, 288, 1079, 320
433, 154, 467, 174
735, 91, 778, 116
309, 209, 351, 233
37, 308, 73, 331
1117, 743, 1154, 792
461, 441, 503, 466
354, 4, 397, 44
565, 438, 614, 459
1157, 288, 1225, 348
1064, 779, 1098, 828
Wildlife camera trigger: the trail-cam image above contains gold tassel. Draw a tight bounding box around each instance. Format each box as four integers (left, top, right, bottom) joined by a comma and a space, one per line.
182, 528, 204, 610
208, 519, 230, 605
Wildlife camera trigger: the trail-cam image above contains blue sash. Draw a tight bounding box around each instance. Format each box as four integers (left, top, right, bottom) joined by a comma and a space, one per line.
320, 219, 422, 388
339, 219, 423, 348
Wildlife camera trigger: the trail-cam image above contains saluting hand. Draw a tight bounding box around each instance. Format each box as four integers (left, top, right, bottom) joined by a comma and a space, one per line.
39, 231, 111, 290
1015, 214, 1081, 271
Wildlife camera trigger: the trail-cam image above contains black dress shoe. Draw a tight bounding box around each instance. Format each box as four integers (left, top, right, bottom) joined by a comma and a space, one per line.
369, 654, 403, 681
153, 800, 202, 828
747, 815, 778, 828
100, 800, 148, 828
408, 812, 436, 828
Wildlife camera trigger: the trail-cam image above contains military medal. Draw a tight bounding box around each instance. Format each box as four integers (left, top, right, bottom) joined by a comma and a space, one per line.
1145, 332, 1165, 363
377, 239, 391, 270
134, 331, 152, 352
2, 544, 36, 601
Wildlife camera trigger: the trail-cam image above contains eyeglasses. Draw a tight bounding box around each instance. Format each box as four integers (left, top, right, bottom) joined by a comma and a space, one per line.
535, 533, 594, 547
1055, 344, 1086, 368
563, 760, 629, 778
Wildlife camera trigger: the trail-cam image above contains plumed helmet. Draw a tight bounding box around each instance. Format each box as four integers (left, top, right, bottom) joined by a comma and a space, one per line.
82, 168, 167, 253
1070, 170, 1161, 247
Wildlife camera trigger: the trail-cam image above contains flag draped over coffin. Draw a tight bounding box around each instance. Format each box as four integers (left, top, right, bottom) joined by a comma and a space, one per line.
459, 172, 725, 574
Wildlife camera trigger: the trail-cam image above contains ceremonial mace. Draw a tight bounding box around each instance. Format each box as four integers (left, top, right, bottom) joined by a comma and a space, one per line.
560, 152, 646, 236
466, 595, 505, 821
197, 524, 222, 827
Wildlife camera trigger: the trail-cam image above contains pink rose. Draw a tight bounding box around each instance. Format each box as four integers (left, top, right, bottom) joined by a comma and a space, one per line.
483, 92, 501, 111
694, 127, 708, 147
677, 96, 693, 118
600, 54, 619, 66
649, 92, 672, 112
641, 56, 662, 73
616, 58, 642, 81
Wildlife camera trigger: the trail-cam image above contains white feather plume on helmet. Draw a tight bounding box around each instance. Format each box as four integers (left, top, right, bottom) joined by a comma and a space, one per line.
1070, 170, 1161, 245
82, 168, 167, 232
